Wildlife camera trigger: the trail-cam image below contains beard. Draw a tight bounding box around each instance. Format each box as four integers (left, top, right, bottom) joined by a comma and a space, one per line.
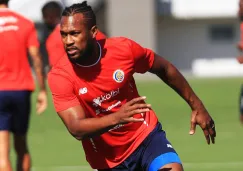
68, 39, 95, 65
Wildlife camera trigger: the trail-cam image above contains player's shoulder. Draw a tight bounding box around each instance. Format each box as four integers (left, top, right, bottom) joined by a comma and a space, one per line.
46, 25, 61, 43
98, 37, 137, 62
4, 9, 35, 26
106, 36, 134, 46
53, 24, 61, 34
48, 55, 72, 78
48, 25, 60, 36
103, 37, 137, 53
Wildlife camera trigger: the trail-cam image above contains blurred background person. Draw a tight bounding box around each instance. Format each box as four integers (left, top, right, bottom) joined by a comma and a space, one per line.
42, 1, 106, 69
0, 0, 47, 171
236, 0, 243, 124
237, 0, 243, 61
42, 1, 64, 68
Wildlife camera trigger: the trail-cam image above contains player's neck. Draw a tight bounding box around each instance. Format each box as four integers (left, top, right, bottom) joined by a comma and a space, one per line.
0, 4, 8, 8
54, 20, 61, 28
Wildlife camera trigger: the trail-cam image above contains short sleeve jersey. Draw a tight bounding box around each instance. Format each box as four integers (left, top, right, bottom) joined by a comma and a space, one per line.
48, 37, 158, 169
0, 8, 39, 91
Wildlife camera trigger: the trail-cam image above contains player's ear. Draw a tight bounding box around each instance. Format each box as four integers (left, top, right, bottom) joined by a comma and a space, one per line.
90, 25, 98, 39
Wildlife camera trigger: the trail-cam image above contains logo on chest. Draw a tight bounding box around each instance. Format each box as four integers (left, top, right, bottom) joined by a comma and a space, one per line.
79, 87, 88, 95
113, 69, 125, 83
93, 88, 120, 107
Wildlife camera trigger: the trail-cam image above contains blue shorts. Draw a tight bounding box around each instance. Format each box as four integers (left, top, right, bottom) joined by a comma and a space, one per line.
98, 123, 181, 171
0, 90, 31, 135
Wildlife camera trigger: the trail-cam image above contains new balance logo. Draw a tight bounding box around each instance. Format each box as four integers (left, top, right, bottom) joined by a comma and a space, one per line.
79, 87, 88, 95
167, 144, 173, 148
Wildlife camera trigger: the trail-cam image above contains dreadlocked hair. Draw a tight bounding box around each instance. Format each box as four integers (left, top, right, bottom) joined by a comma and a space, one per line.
62, 1, 96, 29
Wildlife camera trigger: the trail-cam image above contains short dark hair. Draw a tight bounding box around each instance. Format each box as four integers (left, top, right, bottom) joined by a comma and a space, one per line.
0, 0, 9, 5
62, 1, 96, 29
42, 1, 63, 15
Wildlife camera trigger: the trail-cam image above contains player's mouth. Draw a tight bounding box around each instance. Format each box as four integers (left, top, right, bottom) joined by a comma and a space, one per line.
67, 48, 78, 56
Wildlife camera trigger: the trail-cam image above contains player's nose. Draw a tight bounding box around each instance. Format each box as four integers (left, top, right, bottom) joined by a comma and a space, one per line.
66, 35, 75, 45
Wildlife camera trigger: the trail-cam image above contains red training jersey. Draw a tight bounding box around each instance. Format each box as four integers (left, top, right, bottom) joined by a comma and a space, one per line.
96, 30, 106, 40
0, 8, 39, 91
48, 37, 158, 169
46, 25, 64, 67
46, 24, 106, 67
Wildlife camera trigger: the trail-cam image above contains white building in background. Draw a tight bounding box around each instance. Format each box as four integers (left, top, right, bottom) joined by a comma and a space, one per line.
8, 0, 242, 76
9, 0, 102, 22
157, 0, 243, 77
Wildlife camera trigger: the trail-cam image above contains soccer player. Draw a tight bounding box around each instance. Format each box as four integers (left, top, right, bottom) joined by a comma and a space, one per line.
42, 1, 106, 68
42, 1, 64, 68
0, 0, 47, 171
48, 1, 216, 171
237, 0, 243, 124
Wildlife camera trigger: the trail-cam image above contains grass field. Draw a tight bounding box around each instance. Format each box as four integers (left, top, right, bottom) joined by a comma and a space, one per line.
10, 77, 243, 171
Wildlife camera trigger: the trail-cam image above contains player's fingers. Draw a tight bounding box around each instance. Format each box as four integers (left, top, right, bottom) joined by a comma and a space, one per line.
36, 105, 43, 114
38, 105, 46, 113
127, 96, 146, 106
208, 119, 216, 136
36, 102, 47, 115
203, 129, 210, 145
189, 121, 196, 135
207, 120, 216, 144
189, 115, 197, 135
128, 103, 151, 111
126, 117, 144, 123
128, 108, 150, 117
189, 111, 198, 135
36, 105, 41, 115
208, 127, 215, 144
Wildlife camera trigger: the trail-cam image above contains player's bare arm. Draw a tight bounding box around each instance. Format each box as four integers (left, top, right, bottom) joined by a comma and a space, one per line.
28, 46, 47, 114
149, 54, 216, 145
57, 96, 151, 140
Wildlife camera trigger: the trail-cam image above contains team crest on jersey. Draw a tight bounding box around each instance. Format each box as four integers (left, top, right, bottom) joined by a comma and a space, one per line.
113, 69, 124, 83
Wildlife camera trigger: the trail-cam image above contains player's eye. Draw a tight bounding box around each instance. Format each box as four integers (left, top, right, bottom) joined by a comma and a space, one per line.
60, 32, 67, 38
71, 32, 80, 36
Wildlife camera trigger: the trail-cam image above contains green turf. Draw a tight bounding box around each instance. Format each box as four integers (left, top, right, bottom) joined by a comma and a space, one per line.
10, 78, 243, 171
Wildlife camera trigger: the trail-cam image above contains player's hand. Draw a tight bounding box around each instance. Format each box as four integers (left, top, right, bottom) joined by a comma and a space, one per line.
36, 90, 47, 115
114, 96, 151, 124
189, 106, 216, 145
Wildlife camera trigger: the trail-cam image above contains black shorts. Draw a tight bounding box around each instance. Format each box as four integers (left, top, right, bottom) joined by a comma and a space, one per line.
0, 90, 31, 135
